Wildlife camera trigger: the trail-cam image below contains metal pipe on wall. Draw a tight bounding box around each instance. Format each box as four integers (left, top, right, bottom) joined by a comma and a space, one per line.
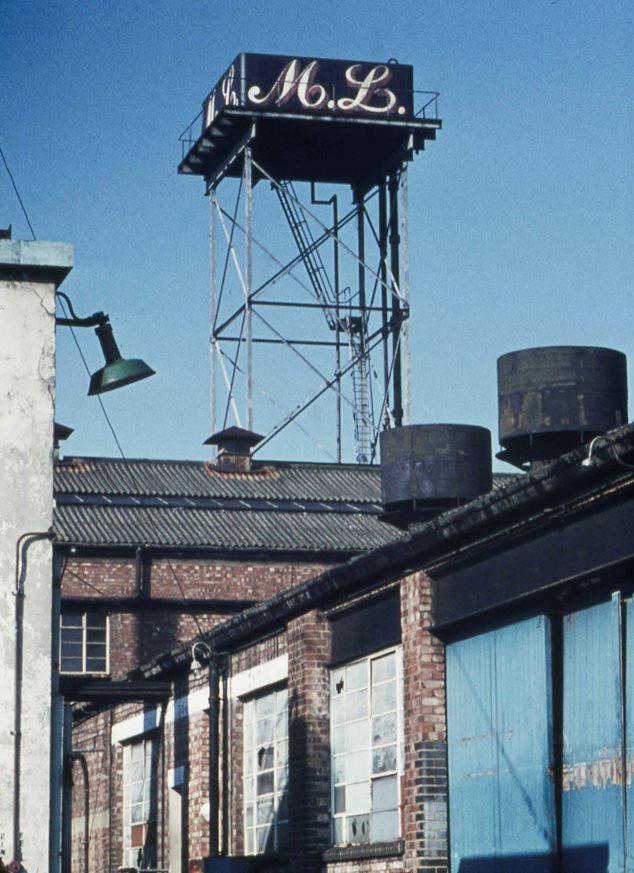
208, 658, 220, 857
388, 172, 403, 427
13, 530, 53, 866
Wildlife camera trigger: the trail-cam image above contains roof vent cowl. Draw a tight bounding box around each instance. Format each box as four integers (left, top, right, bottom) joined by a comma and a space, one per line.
204, 426, 263, 472
497, 345, 628, 471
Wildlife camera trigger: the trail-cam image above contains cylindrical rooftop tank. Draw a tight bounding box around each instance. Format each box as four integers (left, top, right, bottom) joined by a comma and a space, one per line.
497, 345, 628, 468
379, 424, 492, 523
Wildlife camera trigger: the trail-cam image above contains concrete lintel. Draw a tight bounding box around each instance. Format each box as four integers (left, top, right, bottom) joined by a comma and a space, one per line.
0, 239, 73, 286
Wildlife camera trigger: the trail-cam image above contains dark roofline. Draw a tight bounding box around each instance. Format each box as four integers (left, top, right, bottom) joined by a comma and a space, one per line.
56, 454, 379, 471
137, 424, 634, 679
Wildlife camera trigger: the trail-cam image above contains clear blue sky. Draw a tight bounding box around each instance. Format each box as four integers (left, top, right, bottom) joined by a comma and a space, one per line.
2, 0, 632, 468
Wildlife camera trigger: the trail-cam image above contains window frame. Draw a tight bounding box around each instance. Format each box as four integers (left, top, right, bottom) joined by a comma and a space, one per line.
59, 610, 109, 675
242, 685, 289, 856
122, 735, 159, 870
330, 645, 404, 847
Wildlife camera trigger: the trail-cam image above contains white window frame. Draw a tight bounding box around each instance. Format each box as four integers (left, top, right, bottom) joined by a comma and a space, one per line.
59, 610, 109, 675
122, 736, 159, 869
243, 686, 289, 855
330, 646, 403, 846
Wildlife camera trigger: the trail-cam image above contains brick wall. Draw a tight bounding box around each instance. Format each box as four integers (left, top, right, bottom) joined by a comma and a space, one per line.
400, 571, 448, 873
287, 610, 333, 873
66, 567, 449, 873
61, 556, 328, 678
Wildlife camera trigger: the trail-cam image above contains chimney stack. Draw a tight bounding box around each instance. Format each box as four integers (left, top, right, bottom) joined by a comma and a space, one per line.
53, 422, 74, 462
204, 426, 263, 472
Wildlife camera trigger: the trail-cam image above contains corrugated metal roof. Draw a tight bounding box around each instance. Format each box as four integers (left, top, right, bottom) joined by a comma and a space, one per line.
54, 457, 382, 503
53, 504, 397, 551
53, 455, 520, 553
53, 456, 399, 552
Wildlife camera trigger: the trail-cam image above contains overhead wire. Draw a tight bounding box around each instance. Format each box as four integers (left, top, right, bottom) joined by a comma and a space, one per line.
0, 141, 208, 642
0, 142, 36, 240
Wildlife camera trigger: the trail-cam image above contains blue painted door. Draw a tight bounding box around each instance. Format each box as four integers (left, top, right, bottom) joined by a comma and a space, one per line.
446, 616, 556, 872
562, 597, 624, 872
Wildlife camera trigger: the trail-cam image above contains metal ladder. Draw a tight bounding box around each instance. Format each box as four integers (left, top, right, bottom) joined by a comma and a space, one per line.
276, 181, 373, 463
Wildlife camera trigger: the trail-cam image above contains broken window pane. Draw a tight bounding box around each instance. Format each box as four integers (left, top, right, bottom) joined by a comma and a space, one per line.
347, 813, 370, 843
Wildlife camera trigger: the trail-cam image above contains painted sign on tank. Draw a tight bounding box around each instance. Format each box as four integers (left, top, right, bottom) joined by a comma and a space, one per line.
202, 53, 414, 130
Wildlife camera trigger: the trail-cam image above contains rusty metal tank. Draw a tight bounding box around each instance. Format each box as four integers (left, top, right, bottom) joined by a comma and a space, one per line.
497, 346, 628, 468
379, 424, 492, 525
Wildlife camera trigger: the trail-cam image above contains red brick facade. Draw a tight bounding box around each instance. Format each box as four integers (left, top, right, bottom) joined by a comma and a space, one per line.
62, 556, 329, 677
67, 567, 448, 873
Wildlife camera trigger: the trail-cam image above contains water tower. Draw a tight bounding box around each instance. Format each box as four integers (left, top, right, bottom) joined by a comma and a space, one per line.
179, 53, 441, 462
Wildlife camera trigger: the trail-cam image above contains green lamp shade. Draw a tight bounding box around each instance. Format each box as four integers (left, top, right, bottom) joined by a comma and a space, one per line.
88, 357, 155, 395
88, 322, 155, 395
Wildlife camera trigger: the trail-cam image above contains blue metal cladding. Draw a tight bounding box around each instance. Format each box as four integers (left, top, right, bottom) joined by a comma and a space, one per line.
562, 597, 624, 872
446, 616, 556, 871
625, 597, 634, 872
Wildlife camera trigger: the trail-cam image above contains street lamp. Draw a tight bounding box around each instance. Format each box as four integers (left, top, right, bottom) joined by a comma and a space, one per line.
55, 291, 155, 395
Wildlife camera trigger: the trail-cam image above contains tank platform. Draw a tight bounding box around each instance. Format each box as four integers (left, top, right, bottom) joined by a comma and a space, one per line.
178, 53, 441, 192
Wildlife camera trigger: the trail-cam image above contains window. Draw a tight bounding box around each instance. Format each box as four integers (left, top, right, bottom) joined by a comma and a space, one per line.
331, 648, 403, 846
60, 611, 108, 674
123, 737, 159, 869
243, 687, 289, 854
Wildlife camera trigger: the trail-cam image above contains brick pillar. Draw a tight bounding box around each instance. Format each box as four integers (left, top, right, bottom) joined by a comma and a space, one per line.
401, 571, 448, 873
287, 610, 332, 873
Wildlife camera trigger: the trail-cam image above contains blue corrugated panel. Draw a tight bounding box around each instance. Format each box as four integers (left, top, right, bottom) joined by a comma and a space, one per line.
562, 598, 624, 871
446, 615, 556, 871
627, 599, 634, 871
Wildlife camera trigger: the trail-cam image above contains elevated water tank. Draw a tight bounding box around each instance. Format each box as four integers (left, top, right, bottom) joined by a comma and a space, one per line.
379, 424, 492, 526
497, 346, 628, 469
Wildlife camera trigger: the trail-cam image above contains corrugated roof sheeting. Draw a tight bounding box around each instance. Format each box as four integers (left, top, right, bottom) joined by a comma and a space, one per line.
53, 504, 398, 551
53, 456, 520, 552
55, 457, 382, 503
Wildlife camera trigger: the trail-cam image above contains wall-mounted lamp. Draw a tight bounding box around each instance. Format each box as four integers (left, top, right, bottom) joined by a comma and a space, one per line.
581, 436, 602, 467
55, 291, 155, 395
191, 640, 213, 673
582, 435, 634, 471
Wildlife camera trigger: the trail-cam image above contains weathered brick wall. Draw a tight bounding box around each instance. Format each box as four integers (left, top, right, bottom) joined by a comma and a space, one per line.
62, 556, 328, 601
62, 556, 328, 678
287, 609, 332, 873
70, 711, 113, 873
232, 632, 287, 674
400, 571, 448, 873
66, 567, 449, 873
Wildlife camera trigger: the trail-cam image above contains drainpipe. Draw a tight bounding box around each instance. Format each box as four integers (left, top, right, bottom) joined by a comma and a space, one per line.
13, 529, 54, 867
208, 657, 220, 858
221, 659, 229, 856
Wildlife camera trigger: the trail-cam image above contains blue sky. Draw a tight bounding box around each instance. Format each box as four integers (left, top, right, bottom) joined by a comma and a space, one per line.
2, 0, 632, 468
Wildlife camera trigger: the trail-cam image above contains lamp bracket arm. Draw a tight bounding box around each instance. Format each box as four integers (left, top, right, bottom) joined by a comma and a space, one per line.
55, 291, 109, 328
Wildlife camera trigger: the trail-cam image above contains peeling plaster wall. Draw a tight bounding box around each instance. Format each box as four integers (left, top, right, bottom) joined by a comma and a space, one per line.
0, 240, 72, 872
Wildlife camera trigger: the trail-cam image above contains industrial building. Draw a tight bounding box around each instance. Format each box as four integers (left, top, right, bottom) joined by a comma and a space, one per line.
3, 48, 631, 873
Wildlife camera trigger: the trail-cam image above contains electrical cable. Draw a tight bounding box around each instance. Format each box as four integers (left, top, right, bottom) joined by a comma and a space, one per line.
0, 142, 36, 240
0, 144, 210, 642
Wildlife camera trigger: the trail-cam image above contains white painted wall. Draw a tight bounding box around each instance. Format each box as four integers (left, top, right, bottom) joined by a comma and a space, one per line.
0, 239, 72, 872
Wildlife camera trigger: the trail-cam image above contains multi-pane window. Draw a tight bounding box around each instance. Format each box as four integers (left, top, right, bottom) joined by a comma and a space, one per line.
123, 737, 159, 869
60, 611, 108, 674
331, 648, 402, 846
243, 687, 289, 854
